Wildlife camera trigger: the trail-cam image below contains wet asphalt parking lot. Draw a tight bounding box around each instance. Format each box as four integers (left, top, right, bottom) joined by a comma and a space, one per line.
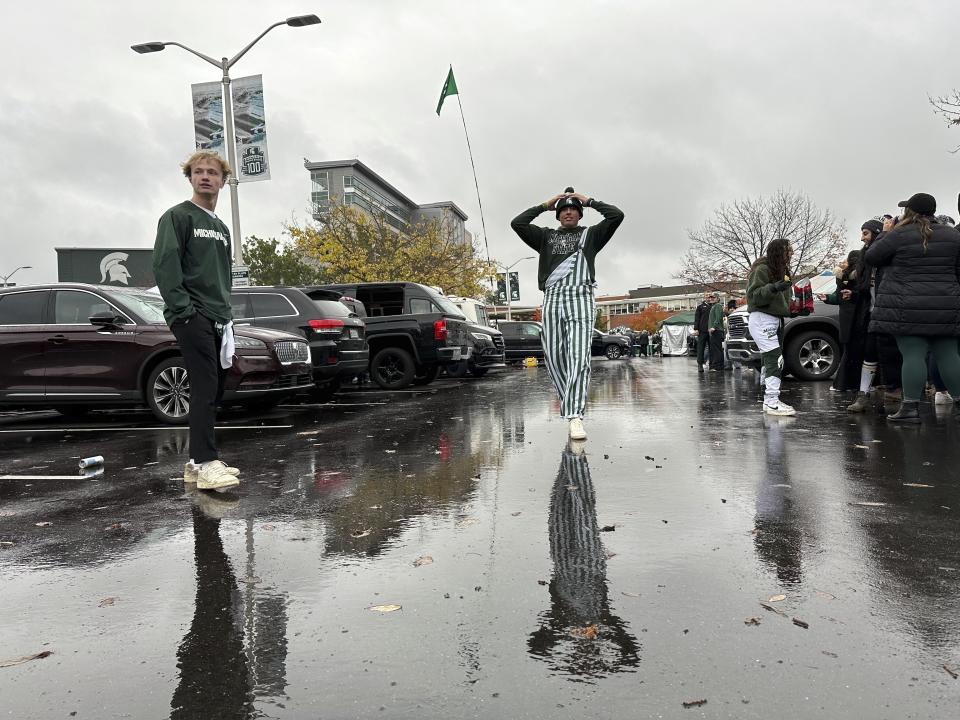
2, 357, 960, 719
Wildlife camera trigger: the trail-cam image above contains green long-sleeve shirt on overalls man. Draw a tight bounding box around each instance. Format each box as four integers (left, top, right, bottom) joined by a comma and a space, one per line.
152, 200, 234, 327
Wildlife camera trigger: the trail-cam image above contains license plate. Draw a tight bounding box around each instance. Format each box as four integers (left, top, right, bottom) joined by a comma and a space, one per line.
349, 328, 359, 339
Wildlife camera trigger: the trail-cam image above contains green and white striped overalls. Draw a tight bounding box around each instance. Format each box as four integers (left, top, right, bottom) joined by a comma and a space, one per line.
542, 229, 596, 419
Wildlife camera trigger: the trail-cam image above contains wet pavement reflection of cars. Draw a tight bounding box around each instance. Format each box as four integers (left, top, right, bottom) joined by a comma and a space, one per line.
2, 360, 960, 718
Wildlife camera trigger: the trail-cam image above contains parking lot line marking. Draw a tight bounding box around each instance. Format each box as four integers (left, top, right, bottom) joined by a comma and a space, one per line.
0, 425, 293, 433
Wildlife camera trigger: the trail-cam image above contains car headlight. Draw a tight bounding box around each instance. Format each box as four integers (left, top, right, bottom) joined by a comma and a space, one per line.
234, 335, 267, 349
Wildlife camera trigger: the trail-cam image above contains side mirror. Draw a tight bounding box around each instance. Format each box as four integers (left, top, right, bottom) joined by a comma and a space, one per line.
89, 311, 123, 326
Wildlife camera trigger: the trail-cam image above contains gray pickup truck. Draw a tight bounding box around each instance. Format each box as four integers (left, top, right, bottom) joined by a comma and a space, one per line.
725, 301, 840, 380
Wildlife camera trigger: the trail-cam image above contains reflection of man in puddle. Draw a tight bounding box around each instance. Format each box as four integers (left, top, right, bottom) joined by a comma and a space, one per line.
171, 507, 253, 719
528, 445, 640, 679
754, 418, 803, 585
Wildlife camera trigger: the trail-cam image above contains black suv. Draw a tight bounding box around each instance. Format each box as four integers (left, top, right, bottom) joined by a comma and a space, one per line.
497, 320, 545, 361
230, 286, 368, 398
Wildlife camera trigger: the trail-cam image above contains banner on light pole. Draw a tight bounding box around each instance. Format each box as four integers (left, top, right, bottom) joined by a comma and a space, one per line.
190, 75, 271, 182
232, 74, 271, 182
496, 272, 520, 303
191, 81, 225, 156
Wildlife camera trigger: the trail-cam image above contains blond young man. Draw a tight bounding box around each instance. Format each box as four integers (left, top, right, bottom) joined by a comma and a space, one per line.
153, 151, 240, 490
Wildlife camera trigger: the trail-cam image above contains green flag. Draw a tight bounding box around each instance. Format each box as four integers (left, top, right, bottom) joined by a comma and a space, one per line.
436, 66, 458, 116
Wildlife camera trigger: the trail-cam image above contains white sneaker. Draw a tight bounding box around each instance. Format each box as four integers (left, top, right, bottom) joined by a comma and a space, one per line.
934, 391, 954, 406
568, 418, 587, 441
763, 401, 797, 416
184, 461, 239, 484
197, 460, 241, 491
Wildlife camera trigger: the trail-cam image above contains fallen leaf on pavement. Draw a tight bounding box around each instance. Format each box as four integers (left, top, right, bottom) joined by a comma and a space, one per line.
822, 650, 838, 658
0, 651, 53, 668
569, 624, 598, 639
455, 518, 478, 528
621, 591, 641, 598
413, 556, 433, 567
350, 529, 372, 538
35, 522, 53, 528
768, 594, 786, 602
744, 617, 761, 626
792, 617, 809, 629
98, 597, 116, 607
850, 502, 887, 507
815, 590, 836, 600
368, 604, 402, 613
903, 483, 934, 488
944, 664, 958, 679
511, 511, 522, 516
600, 525, 616, 532
682, 699, 707, 708
262, 524, 275, 531
241, 576, 261, 584
853, 444, 869, 449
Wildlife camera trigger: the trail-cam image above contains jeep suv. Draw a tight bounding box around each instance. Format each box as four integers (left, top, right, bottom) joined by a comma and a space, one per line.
725, 302, 840, 380
230, 286, 368, 397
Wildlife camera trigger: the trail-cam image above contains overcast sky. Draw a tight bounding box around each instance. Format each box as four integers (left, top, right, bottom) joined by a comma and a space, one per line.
4, 0, 960, 303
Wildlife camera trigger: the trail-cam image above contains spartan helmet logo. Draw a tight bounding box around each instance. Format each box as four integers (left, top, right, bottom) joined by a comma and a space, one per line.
99, 252, 131, 285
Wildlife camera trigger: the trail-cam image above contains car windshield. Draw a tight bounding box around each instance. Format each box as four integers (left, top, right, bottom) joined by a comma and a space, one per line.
104, 289, 167, 324
427, 289, 466, 317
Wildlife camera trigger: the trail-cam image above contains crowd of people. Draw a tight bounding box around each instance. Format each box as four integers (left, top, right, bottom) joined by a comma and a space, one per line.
750, 192, 960, 420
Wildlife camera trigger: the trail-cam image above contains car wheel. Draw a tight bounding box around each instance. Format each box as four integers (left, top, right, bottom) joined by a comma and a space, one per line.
605, 344, 623, 360
146, 357, 191, 425
371, 347, 416, 390
412, 364, 440, 386
54, 406, 91, 419
469, 366, 489, 378
785, 330, 839, 381
445, 360, 469, 378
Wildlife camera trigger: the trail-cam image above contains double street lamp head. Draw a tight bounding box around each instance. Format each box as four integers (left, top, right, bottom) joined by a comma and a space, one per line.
130, 15, 320, 54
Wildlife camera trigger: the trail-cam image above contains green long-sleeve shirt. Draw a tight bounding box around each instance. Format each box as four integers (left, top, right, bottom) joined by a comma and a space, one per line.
510, 200, 624, 290
708, 301, 725, 330
152, 200, 233, 325
746, 262, 791, 317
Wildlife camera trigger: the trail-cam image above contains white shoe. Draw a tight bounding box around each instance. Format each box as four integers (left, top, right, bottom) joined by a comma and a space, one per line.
763, 401, 797, 416
568, 418, 587, 441
197, 460, 241, 491
934, 391, 954, 406
184, 461, 239, 484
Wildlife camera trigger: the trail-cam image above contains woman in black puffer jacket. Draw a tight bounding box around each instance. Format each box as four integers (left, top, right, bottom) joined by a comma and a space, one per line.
865, 192, 960, 422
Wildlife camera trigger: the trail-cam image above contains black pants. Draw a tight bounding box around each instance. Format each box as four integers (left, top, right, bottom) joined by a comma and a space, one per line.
171, 315, 226, 464
709, 330, 725, 369
696, 333, 709, 365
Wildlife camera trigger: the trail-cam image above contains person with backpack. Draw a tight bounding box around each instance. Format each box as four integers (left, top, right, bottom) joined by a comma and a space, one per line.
511, 187, 624, 441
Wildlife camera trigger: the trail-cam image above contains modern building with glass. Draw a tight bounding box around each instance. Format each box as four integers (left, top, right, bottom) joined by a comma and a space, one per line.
305, 158, 471, 245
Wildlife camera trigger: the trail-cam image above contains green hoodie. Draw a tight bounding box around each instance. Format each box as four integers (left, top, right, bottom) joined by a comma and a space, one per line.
510, 200, 624, 290
152, 200, 233, 325
746, 261, 791, 317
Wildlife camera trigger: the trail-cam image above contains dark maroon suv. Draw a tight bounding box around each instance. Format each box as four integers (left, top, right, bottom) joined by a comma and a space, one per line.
0, 284, 314, 423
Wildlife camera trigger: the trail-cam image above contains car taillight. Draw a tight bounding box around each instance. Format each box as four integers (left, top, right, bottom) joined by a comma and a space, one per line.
308, 319, 344, 334
434, 319, 447, 341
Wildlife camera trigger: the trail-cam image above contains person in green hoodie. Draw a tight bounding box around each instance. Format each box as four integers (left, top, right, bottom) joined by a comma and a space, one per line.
746, 238, 796, 416
707, 294, 726, 371
153, 150, 240, 491
511, 187, 624, 441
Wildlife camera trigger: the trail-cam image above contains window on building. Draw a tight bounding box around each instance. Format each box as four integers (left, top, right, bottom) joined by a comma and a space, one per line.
311, 170, 329, 215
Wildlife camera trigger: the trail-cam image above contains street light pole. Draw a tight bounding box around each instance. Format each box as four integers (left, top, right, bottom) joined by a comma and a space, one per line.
131, 15, 321, 267
500, 256, 535, 321
0, 265, 31, 287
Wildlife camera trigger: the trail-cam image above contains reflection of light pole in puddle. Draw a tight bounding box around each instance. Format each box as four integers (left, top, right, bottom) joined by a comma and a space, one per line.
245, 517, 255, 677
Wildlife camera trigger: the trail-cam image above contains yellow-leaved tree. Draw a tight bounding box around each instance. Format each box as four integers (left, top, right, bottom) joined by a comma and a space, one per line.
286, 201, 496, 298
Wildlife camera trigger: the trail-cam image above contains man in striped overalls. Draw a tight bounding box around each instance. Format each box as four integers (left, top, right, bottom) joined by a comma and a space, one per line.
511, 188, 625, 441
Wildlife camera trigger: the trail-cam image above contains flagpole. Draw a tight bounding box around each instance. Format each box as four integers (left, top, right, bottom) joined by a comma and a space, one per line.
454, 93, 491, 269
